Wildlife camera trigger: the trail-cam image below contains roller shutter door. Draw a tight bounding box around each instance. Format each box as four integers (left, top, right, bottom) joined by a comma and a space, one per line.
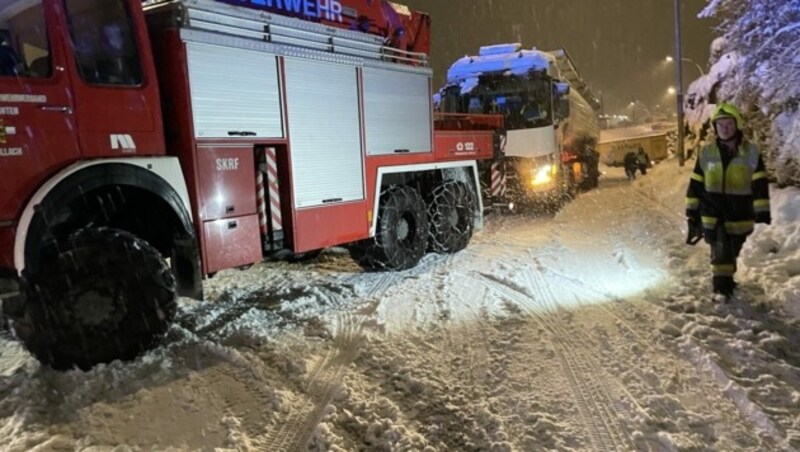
363, 68, 432, 155
187, 42, 283, 138
284, 58, 364, 208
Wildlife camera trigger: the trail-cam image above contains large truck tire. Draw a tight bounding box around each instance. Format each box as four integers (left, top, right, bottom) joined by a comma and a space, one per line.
427, 180, 476, 254
0, 278, 17, 332
7, 227, 177, 370
349, 185, 428, 271
564, 163, 579, 200
578, 166, 600, 191
0, 300, 8, 333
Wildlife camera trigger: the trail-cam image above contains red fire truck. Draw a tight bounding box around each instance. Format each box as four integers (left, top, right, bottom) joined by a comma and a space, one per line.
0, 0, 496, 369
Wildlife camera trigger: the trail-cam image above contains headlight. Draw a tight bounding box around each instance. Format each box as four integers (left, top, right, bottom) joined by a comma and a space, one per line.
531, 164, 557, 186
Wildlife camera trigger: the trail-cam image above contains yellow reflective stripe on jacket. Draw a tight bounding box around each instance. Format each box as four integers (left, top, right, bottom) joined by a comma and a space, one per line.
712, 264, 736, 277
724, 220, 754, 235
752, 171, 767, 181
701, 216, 718, 228
754, 198, 770, 213
686, 197, 699, 209
690, 172, 704, 183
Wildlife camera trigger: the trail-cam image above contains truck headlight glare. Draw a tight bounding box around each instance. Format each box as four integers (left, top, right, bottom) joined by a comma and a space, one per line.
532, 164, 554, 186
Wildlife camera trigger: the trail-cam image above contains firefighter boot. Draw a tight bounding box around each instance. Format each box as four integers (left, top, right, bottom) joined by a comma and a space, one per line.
712, 276, 735, 299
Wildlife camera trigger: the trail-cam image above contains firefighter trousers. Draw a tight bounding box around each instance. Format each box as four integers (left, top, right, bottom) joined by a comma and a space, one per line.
709, 224, 746, 295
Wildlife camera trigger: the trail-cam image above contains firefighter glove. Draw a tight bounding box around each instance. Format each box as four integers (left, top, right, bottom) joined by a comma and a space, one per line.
686, 216, 703, 245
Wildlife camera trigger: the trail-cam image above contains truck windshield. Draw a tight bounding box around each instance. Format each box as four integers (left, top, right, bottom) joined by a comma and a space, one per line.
0, 0, 51, 78
442, 76, 553, 130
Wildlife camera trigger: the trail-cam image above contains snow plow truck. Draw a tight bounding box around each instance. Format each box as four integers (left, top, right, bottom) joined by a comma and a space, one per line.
0, 0, 498, 369
436, 44, 601, 211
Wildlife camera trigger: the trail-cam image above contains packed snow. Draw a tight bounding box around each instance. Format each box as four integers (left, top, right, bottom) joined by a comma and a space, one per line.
2, 157, 798, 451
1, 0, 798, 449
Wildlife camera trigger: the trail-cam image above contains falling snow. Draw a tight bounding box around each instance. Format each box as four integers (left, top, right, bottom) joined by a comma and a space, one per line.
2, 1, 800, 450
2, 157, 799, 450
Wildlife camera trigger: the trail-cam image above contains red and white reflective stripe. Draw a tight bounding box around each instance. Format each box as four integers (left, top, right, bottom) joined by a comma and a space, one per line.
490, 161, 506, 197
265, 147, 283, 232
255, 148, 268, 236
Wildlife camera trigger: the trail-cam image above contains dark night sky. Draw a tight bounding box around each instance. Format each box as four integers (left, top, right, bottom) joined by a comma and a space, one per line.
400, 0, 718, 114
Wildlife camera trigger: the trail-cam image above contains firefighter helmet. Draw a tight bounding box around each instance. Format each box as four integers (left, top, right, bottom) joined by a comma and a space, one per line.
710, 103, 744, 130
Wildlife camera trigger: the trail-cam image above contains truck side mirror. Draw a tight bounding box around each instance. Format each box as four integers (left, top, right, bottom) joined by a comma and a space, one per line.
553, 82, 570, 119
557, 98, 570, 118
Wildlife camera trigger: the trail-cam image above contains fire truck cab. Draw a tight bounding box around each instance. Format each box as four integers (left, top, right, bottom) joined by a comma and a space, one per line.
0, 0, 495, 369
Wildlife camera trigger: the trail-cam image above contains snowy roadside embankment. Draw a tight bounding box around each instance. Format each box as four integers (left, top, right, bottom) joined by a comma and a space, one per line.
635, 157, 800, 320
741, 185, 800, 318
686, 1, 800, 187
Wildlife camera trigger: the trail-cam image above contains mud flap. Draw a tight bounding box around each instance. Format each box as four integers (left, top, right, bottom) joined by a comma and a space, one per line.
172, 234, 203, 300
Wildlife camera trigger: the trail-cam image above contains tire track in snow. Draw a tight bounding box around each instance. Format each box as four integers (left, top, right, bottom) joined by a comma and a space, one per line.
538, 276, 758, 447
546, 269, 791, 449
543, 269, 659, 342
307, 282, 352, 311
522, 267, 637, 451
263, 314, 366, 451
342, 252, 452, 300
469, 214, 554, 261
581, 188, 798, 449
535, 281, 757, 451
439, 314, 524, 407
344, 272, 401, 299
476, 271, 635, 451
447, 270, 490, 319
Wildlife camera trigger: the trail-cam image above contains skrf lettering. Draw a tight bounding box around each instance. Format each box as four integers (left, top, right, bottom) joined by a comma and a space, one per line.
223, 0, 343, 22
216, 157, 240, 171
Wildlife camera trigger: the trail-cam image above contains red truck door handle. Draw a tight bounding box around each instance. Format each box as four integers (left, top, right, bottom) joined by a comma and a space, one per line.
39, 105, 73, 114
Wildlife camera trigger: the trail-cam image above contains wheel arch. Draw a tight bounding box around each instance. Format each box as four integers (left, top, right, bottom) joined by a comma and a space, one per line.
14, 158, 201, 298
372, 161, 483, 236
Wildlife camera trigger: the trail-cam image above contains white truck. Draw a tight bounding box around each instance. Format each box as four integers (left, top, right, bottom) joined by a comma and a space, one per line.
437, 44, 601, 211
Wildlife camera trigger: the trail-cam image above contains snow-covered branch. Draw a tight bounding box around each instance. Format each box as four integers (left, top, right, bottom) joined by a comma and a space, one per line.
689, 0, 800, 186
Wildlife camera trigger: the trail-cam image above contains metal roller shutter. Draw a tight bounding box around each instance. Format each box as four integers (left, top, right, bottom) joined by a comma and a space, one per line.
363, 68, 432, 155
187, 42, 283, 138
284, 58, 364, 208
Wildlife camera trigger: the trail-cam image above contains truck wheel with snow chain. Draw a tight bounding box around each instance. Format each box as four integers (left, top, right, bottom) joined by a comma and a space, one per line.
427, 180, 476, 254
5, 227, 177, 370
349, 185, 429, 271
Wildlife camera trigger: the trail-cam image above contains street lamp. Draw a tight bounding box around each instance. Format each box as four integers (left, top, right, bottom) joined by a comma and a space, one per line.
628, 100, 654, 123
665, 55, 705, 77
667, 86, 677, 95
673, 0, 685, 166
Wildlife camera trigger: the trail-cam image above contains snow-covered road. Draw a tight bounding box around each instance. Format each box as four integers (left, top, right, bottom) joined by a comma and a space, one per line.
1, 162, 798, 451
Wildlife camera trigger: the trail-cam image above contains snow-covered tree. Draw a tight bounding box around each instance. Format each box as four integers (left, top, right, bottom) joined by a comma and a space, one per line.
690, 0, 800, 186
682, 41, 737, 156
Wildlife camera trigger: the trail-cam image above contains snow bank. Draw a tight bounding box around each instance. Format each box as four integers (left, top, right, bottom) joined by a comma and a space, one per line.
638, 156, 800, 320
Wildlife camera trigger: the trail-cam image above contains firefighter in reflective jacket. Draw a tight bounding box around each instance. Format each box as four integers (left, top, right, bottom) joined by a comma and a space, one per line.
685, 103, 771, 297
